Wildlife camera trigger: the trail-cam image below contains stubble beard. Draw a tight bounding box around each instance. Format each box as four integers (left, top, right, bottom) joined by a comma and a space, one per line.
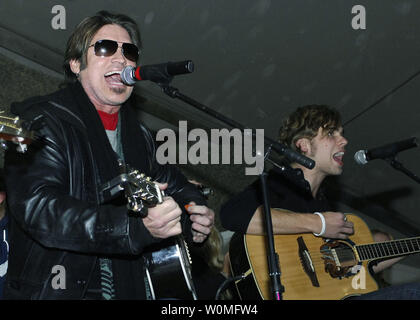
110, 86, 127, 95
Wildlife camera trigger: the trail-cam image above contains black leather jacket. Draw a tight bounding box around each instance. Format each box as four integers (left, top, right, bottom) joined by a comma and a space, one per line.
3, 83, 205, 299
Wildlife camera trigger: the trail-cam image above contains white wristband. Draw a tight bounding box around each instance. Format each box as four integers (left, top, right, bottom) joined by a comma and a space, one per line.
313, 212, 326, 237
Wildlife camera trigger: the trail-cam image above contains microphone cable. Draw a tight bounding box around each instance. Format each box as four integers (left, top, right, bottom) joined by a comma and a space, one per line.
344, 68, 420, 127
215, 274, 246, 300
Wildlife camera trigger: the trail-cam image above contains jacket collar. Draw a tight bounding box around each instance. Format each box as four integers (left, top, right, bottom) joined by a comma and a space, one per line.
270, 165, 326, 200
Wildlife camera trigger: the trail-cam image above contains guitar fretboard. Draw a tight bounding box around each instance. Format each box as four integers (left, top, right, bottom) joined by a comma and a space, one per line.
356, 237, 420, 261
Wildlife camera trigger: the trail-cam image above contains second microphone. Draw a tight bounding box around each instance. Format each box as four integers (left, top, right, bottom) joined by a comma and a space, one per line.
354, 137, 418, 165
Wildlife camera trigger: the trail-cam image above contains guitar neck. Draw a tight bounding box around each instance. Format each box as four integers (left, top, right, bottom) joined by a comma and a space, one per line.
355, 236, 420, 261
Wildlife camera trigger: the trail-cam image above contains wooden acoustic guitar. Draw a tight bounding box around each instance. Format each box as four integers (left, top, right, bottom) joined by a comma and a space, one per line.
229, 213, 420, 300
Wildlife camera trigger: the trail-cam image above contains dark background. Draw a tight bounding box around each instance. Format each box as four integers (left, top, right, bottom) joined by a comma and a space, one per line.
1, 0, 420, 285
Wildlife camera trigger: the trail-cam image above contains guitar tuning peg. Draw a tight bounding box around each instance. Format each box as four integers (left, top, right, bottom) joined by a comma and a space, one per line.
146, 177, 151, 181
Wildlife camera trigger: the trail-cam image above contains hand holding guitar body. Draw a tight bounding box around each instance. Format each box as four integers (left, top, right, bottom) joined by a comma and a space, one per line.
247, 207, 354, 240
318, 211, 354, 239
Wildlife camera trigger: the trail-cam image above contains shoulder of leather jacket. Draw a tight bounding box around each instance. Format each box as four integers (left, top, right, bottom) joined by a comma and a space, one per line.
11, 87, 86, 130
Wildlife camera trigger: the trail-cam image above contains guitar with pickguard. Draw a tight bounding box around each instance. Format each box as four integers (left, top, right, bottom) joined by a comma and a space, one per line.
100, 164, 197, 300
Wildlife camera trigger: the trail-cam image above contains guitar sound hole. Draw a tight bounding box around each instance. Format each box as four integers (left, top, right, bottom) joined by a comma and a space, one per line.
321, 241, 358, 278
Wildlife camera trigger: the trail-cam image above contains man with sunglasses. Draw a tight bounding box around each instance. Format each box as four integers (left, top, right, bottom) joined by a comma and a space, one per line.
3, 11, 214, 300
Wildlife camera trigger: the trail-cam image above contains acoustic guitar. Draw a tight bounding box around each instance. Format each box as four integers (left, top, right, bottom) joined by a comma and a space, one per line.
229, 213, 420, 300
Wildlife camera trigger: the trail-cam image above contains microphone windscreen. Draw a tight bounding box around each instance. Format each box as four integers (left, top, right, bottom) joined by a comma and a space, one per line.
121, 66, 136, 85
354, 150, 368, 165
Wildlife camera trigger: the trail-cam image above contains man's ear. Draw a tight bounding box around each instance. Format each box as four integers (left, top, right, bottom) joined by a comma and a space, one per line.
69, 59, 81, 75
295, 138, 310, 154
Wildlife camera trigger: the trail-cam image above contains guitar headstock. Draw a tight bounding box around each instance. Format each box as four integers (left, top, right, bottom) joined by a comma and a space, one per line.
100, 161, 163, 216
0, 110, 36, 153
125, 169, 163, 208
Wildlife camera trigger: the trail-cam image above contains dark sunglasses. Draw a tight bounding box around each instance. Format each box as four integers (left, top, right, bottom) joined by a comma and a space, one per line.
89, 39, 139, 62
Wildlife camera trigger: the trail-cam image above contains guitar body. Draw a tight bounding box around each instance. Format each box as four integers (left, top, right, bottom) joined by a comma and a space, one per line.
144, 236, 198, 300
230, 214, 379, 300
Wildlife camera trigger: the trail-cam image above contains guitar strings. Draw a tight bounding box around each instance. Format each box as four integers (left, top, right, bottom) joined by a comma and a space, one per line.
289, 238, 420, 265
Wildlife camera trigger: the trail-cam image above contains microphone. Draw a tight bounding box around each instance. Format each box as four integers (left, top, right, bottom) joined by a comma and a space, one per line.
354, 137, 418, 165
284, 148, 315, 169
121, 60, 194, 85
270, 143, 315, 169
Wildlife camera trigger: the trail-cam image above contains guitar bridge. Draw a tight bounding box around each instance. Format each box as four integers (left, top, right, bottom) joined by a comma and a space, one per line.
297, 236, 319, 287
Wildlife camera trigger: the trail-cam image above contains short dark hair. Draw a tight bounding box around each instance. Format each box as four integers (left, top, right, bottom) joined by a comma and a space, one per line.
63, 10, 142, 82
278, 104, 342, 154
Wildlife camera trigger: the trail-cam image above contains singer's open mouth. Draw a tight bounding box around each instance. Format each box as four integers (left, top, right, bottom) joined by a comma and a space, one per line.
333, 151, 344, 165
104, 70, 124, 86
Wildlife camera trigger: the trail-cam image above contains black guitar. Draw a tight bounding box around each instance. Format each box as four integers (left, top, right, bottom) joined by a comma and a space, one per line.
100, 168, 197, 300
144, 234, 197, 300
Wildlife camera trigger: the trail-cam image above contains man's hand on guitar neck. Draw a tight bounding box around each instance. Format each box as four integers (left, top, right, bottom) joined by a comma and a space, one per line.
142, 182, 183, 239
